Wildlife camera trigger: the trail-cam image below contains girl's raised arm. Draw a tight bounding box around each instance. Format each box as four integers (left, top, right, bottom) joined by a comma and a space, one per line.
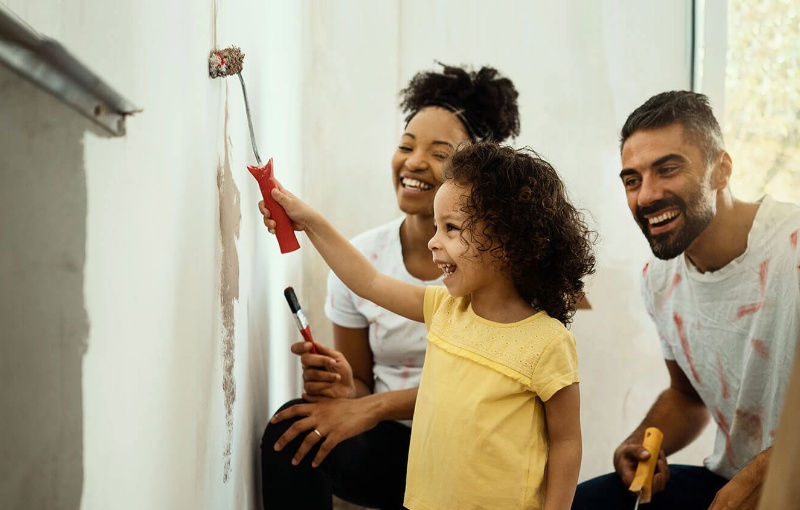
260, 184, 426, 323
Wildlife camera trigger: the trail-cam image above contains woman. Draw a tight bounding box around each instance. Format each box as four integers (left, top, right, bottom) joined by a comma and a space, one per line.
261, 63, 521, 510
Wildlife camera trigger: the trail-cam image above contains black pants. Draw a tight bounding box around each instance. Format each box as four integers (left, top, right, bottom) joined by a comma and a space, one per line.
572, 464, 729, 509
261, 399, 411, 510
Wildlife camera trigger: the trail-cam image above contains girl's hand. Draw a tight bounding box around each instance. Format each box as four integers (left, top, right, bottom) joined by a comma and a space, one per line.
291, 341, 356, 399
257, 180, 314, 233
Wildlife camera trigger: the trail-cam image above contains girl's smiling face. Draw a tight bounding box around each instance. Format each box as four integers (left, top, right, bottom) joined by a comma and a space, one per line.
428, 181, 504, 298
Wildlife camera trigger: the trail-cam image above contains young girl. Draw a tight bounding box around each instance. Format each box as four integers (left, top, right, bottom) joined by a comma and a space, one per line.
260, 141, 596, 510
262, 63, 521, 510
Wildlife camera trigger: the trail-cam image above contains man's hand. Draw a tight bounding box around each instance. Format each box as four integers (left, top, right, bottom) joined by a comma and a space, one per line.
708, 450, 768, 509
613, 441, 669, 494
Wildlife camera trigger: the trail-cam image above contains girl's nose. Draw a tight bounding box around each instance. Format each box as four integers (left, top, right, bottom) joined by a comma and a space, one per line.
427, 234, 439, 252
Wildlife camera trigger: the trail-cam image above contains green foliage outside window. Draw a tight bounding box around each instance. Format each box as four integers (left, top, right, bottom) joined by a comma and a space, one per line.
724, 0, 800, 203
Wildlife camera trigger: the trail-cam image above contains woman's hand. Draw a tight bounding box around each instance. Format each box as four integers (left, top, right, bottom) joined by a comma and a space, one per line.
270, 396, 382, 468
291, 341, 356, 399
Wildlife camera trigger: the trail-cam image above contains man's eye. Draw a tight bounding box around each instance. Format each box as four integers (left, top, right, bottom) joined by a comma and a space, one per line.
623, 177, 640, 188
659, 166, 678, 175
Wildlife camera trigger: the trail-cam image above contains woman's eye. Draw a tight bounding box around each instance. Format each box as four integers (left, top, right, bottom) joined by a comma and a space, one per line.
433, 152, 450, 161
398, 145, 412, 152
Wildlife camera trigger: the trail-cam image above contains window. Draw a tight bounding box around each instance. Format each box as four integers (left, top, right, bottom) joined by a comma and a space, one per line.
723, 0, 800, 203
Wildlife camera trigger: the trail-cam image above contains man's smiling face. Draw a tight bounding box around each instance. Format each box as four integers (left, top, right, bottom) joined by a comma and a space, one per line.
620, 123, 717, 260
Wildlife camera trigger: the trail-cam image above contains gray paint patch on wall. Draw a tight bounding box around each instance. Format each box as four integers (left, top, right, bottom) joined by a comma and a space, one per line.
218, 84, 241, 483
0, 64, 99, 509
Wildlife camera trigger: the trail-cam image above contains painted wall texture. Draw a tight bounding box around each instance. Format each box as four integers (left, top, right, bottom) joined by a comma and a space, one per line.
0, 1, 719, 509
1, 0, 302, 509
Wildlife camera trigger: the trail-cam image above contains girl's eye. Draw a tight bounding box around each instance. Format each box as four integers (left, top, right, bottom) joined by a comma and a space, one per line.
446, 223, 459, 232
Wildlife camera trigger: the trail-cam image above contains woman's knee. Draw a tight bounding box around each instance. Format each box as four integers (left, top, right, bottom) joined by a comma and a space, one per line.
262, 398, 306, 447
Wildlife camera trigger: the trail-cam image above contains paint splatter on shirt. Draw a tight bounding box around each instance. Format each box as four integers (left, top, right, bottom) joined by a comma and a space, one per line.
642, 196, 800, 479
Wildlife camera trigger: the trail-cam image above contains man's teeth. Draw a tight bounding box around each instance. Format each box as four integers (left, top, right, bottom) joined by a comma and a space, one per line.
649, 210, 679, 225
438, 263, 455, 274
402, 177, 433, 191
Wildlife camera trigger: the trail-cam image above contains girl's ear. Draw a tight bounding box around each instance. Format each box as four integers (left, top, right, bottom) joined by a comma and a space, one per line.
711, 151, 732, 190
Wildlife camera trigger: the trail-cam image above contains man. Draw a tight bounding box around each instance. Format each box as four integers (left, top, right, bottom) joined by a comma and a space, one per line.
572, 91, 800, 509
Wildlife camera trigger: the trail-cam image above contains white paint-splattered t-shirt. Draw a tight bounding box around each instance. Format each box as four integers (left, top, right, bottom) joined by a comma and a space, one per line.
325, 217, 443, 425
642, 195, 800, 479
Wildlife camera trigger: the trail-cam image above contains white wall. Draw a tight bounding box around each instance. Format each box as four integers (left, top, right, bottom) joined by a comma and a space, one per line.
0, 1, 719, 509
2, 0, 302, 509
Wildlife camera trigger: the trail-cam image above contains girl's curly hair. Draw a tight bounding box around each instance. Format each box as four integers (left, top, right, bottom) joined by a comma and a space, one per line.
399, 63, 520, 142
444, 142, 597, 325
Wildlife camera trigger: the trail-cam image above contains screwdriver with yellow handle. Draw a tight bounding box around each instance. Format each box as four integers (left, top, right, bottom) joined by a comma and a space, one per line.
628, 427, 664, 510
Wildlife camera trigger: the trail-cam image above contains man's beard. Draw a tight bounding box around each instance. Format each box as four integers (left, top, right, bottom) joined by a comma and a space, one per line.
636, 188, 715, 260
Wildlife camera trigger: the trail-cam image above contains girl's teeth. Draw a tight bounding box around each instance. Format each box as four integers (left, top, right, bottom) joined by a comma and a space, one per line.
438, 263, 455, 274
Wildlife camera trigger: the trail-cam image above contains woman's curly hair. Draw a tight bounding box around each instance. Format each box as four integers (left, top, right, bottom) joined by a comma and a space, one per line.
443, 142, 597, 325
399, 63, 521, 142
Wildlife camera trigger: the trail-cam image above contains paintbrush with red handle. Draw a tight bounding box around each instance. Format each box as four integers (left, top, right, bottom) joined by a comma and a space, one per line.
284, 287, 319, 354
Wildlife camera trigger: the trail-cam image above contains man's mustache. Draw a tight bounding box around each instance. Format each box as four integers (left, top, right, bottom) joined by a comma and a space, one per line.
636, 197, 686, 226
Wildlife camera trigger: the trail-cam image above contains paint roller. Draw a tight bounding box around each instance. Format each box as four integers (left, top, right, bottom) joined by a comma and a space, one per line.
208, 46, 300, 254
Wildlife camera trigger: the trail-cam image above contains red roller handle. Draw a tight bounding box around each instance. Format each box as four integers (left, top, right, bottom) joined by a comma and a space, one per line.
248, 158, 300, 254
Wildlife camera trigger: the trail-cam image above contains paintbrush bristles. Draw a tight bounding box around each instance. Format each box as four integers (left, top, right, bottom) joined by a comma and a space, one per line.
208, 46, 244, 78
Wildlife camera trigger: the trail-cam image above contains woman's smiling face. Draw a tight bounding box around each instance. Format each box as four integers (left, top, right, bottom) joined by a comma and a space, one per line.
391, 106, 469, 218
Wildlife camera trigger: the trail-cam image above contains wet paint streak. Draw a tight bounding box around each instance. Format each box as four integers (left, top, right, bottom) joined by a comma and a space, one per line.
660, 273, 682, 309
399, 364, 411, 390
218, 84, 242, 483
718, 356, 730, 399
736, 302, 763, 318
751, 339, 770, 360
735, 408, 764, 448
714, 407, 735, 464
791, 230, 798, 250
674, 313, 702, 385
736, 260, 769, 319
759, 260, 769, 295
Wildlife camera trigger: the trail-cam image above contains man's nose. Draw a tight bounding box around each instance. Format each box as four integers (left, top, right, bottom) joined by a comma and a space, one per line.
638, 175, 663, 206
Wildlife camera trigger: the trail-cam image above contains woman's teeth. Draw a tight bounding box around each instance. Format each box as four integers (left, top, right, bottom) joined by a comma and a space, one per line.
402, 177, 433, 191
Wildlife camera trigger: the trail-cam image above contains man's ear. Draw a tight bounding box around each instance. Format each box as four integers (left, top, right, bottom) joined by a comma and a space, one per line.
712, 151, 733, 189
